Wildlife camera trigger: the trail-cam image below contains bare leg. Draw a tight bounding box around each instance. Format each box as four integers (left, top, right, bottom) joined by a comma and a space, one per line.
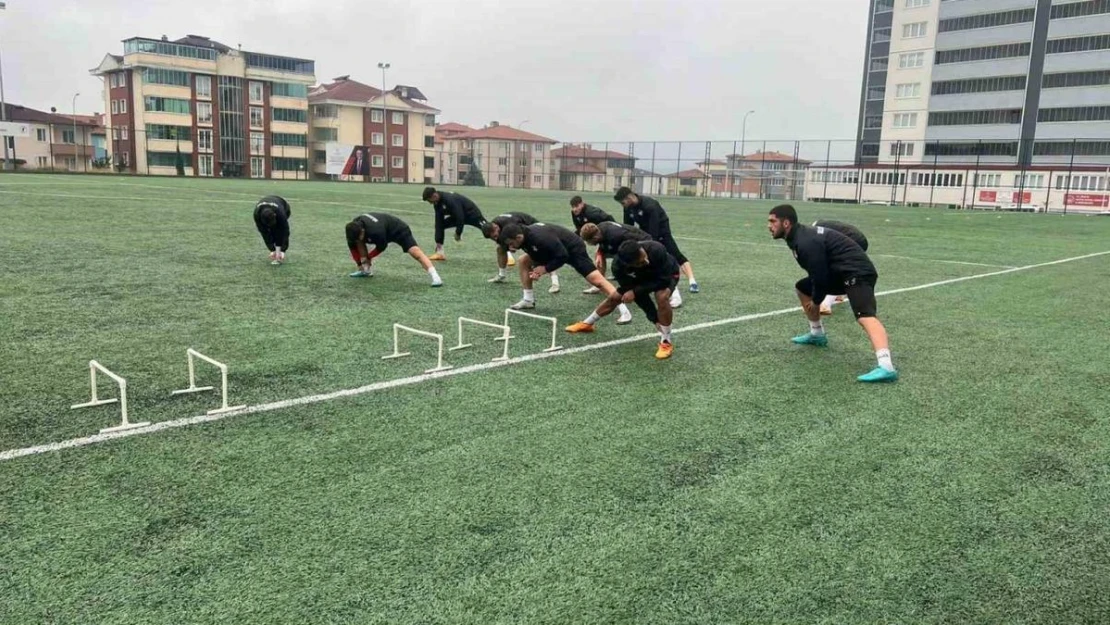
680, 261, 696, 283
858, 317, 890, 352
584, 270, 616, 296
655, 289, 674, 327
796, 289, 821, 322
409, 247, 434, 271
519, 254, 535, 290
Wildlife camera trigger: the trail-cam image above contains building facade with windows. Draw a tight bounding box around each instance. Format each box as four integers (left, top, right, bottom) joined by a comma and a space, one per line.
308, 77, 439, 183
91, 35, 315, 178
438, 122, 557, 189
818, 0, 1110, 211
551, 145, 636, 192
0, 104, 103, 171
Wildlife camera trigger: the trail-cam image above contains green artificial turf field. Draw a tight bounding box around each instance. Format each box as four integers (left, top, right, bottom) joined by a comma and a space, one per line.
2, 174, 1109, 624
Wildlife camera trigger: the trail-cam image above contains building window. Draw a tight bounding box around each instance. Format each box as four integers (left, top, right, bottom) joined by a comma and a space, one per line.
251, 157, 265, 178
371, 132, 384, 145
534, 159, 543, 167
923, 142, 1018, 156
111, 100, 118, 114
1052, 0, 1110, 19
975, 173, 1001, 187
272, 157, 307, 171
870, 57, 889, 72
121, 127, 128, 140
935, 42, 1031, 65
1038, 106, 1110, 123
147, 151, 181, 167
119, 99, 128, 114
391, 111, 404, 124
196, 102, 213, 125
271, 108, 307, 123
272, 133, 308, 147
249, 81, 264, 104
109, 74, 118, 88
142, 124, 186, 141
1036, 141, 1110, 156
425, 114, 436, 125
313, 104, 338, 118
36, 156, 48, 167
243, 52, 314, 74
392, 156, 403, 169
198, 155, 213, 177
928, 109, 1022, 126
533, 175, 542, 183
250, 132, 265, 155
272, 82, 307, 98
893, 112, 918, 128
314, 150, 327, 164
898, 52, 925, 69
895, 83, 921, 98
371, 109, 384, 123
250, 107, 264, 128
372, 155, 384, 167
534, 143, 543, 153
864, 115, 883, 129
314, 127, 338, 142
498, 157, 508, 166
1046, 34, 1110, 54
196, 75, 212, 99
902, 22, 927, 38
904, 0, 929, 7
889, 142, 915, 156
124, 38, 218, 60
423, 156, 434, 169
392, 134, 404, 147
498, 174, 507, 182
142, 68, 190, 87
518, 158, 528, 167
1015, 173, 1045, 189
424, 136, 435, 148
198, 129, 213, 152
933, 75, 1027, 95
939, 8, 1034, 33
1043, 70, 1110, 88
873, 27, 891, 43
144, 96, 190, 114
62, 129, 75, 144
121, 153, 129, 166
36, 128, 47, 142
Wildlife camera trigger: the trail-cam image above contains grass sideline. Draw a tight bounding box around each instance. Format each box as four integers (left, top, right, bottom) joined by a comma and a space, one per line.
2, 174, 1110, 624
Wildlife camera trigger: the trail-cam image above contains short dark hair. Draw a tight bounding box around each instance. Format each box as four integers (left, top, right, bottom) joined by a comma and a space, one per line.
480, 221, 499, 240
498, 223, 524, 247
569, 195, 583, 207
613, 187, 634, 202
769, 204, 799, 225
616, 239, 642, 264
422, 186, 438, 201
345, 221, 363, 245
259, 207, 277, 227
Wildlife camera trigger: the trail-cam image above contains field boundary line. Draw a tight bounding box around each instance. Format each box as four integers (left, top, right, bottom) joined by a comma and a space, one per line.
2, 249, 1108, 462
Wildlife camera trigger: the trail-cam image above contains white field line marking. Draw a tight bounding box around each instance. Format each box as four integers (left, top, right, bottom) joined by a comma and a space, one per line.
674, 235, 1016, 269
3, 249, 1107, 462
0, 189, 425, 216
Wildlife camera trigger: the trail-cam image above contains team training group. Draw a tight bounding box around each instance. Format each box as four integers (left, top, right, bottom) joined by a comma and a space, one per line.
252, 187, 897, 382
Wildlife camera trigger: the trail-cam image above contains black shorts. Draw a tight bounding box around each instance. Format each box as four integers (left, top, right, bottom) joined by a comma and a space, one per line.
565, 241, 599, 277
795, 275, 878, 319
621, 272, 680, 298
656, 227, 689, 265
389, 225, 419, 253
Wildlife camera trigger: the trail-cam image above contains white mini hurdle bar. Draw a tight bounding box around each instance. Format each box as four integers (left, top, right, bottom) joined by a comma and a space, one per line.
171, 349, 247, 415
504, 309, 564, 354
449, 317, 512, 362
70, 360, 151, 434
382, 324, 454, 373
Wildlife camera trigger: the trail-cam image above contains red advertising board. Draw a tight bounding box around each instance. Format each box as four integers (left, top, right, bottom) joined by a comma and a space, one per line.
1065, 193, 1110, 207
1012, 191, 1032, 204
978, 190, 997, 202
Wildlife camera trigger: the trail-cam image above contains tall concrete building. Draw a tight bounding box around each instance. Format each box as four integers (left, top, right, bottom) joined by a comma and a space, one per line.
855, 0, 1110, 167
92, 35, 315, 178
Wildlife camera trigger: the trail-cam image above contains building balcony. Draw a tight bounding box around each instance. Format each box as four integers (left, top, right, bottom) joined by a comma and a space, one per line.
50, 144, 96, 158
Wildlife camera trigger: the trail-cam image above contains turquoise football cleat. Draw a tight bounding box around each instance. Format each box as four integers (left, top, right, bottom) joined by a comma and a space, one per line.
791, 333, 828, 347
857, 367, 899, 383
349, 270, 372, 278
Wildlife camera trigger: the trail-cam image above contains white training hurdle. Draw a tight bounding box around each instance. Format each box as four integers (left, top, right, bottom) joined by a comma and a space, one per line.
504, 309, 564, 354
449, 317, 512, 362
382, 324, 454, 373
70, 360, 151, 434
171, 349, 247, 415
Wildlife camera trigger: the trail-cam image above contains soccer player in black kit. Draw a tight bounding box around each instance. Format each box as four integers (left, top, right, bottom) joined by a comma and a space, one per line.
254, 195, 291, 265
567, 240, 681, 360
768, 205, 897, 383
481, 212, 561, 293
497, 222, 618, 311
579, 221, 682, 309
570, 195, 617, 292
614, 187, 699, 293
811, 219, 870, 316
345, 213, 443, 287
422, 186, 488, 261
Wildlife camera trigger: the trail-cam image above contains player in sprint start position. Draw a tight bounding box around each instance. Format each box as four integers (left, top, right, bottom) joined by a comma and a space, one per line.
614, 187, 699, 293
567, 240, 680, 359
422, 186, 490, 262
578, 222, 683, 309
254, 195, 291, 265
345, 213, 443, 287
570, 195, 616, 293
768, 205, 897, 383
498, 222, 629, 320
481, 213, 561, 292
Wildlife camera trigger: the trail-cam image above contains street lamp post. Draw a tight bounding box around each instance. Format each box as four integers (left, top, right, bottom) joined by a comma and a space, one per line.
378, 61, 390, 183
739, 110, 755, 198
72, 92, 80, 171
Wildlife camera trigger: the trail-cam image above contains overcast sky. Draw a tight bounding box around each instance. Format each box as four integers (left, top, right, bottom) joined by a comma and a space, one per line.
2, 0, 868, 147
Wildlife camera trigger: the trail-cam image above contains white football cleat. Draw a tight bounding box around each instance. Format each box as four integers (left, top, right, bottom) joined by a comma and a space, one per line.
582, 286, 601, 295
510, 299, 536, 310
488, 275, 506, 283
548, 283, 561, 294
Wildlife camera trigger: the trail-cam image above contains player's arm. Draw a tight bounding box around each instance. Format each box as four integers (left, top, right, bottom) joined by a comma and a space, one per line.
623, 206, 635, 226
254, 211, 277, 251
535, 233, 569, 275
797, 238, 831, 303
643, 205, 662, 239
448, 197, 466, 241
274, 211, 290, 251
612, 266, 637, 303
434, 205, 446, 246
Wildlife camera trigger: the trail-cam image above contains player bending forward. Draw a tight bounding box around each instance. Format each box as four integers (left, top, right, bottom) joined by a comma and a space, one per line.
579, 222, 682, 309
498, 222, 629, 321
254, 195, 291, 264
811, 219, 870, 316
567, 240, 680, 359
481, 213, 560, 293
769, 205, 897, 383
345, 213, 443, 287
422, 186, 488, 262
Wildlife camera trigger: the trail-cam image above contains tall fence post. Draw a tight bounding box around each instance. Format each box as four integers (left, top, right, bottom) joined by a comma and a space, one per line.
1064, 138, 1077, 215
822, 140, 831, 201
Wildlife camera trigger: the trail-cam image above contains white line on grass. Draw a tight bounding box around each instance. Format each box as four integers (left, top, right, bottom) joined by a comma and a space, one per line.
3, 249, 1107, 462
